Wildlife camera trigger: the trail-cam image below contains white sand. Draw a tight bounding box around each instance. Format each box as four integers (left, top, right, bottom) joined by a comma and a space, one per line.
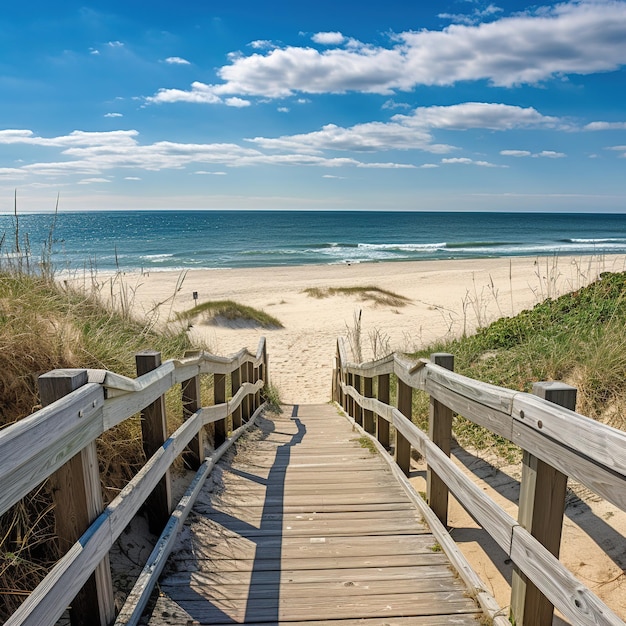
107, 254, 626, 404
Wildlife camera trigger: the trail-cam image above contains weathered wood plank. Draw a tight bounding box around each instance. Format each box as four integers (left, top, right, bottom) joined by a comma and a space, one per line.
143, 404, 486, 625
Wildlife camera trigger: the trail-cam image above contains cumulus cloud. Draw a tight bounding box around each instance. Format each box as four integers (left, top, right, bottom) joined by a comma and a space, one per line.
104, 113, 123, 118
311, 31, 346, 45
248, 102, 566, 154
148, 1, 626, 104
164, 56, 191, 65
584, 121, 626, 130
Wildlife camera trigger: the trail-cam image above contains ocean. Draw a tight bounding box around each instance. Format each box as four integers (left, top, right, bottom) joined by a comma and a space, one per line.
2, 210, 626, 273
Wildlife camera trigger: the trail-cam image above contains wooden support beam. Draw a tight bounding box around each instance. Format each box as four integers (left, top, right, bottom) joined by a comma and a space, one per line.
213, 373, 227, 447
354, 374, 363, 426
231, 366, 242, 429
510, 382, 576, 626
136, 351, 173, 533
181, 366, 203, 471
427, 353, 454, 527
363, 376, 376, 434
346, 372, 354, 418
377, 373, 390, 448
396, 378, 412, 476
38, 369, 115, 626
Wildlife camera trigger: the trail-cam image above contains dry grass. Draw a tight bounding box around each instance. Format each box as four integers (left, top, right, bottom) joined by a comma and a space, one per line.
304, 285, 410, 308
0, 269, 196, 618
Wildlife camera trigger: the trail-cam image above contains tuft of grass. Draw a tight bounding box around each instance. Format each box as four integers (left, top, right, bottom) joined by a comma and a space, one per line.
178, 300, 283, 329
304, 285, 410, 308
356, 435, 378, 454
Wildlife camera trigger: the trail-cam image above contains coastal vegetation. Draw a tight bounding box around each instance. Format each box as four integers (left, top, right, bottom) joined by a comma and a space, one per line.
408, 270, 626, 457
0, 262, 195, 619
304, 285, 410, 308
177, 299, 284, 328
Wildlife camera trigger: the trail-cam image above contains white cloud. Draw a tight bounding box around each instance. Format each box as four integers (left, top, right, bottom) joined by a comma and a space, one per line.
312, 31, 346, 45
584, 121, 626, 131
322, 174, 345, 178
78, 177, 111, 184
148, 1, 626, 103
107, 41, 124, 48
89, 48, 100, 55
164, 56, 191, 65
104, 113, 123, 118
277, 107, 290, 113
441, 157, 503, 167
534, 150, 566, 158
0, 128, 415, 177
224, 97, 251, 107
124, 176, 141, 180
395, 102, 566, 130
250, 40, 276, 50
439, 3, 503, 25
501, 149, 532, 157
501, 148, 566, 157
248, 102, 565, 154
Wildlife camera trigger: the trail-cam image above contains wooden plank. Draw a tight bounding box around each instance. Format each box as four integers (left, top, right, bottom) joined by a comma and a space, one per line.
147, 591, 480, 623
161, 576, 468, 600
0, 383, 104, 516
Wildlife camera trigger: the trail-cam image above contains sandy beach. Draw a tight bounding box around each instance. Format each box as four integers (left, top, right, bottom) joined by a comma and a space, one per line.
111, 254, 626, 404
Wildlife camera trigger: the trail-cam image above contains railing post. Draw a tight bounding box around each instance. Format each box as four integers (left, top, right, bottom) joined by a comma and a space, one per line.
376, 373, 390, 448
510, 381, 576, 626
181, 357, 204, 470
240, 361, 250, 422
363, 376, 375, 434
427, 353, 454, 526
354, 374, 363, 426
38, 369, 115, 626
248, 360, 256, 416
396, 377, 412, 476
135, 351, 173, 533
346, 371, 354, 418
214, 373, 227, 447
232, 365, 242, 429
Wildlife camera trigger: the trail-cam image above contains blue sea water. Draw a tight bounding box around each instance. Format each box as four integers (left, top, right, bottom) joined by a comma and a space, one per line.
2, 210, 626, 273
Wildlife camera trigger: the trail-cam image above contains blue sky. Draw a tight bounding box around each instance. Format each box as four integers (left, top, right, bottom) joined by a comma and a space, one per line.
2, 0, 626, 212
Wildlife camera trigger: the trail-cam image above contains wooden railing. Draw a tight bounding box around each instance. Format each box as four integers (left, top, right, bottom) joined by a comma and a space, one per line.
0, 338, 268, 626
334, 336, 626, 626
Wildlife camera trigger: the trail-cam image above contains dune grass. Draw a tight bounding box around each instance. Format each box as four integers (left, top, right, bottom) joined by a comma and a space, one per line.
304, 285, 410, 308
178, 299, 283, 328
0, 268, 195, 618
407, 270, 626, 457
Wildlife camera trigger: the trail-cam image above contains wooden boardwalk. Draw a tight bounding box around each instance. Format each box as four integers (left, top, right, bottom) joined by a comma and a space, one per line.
142, 404, 483, 625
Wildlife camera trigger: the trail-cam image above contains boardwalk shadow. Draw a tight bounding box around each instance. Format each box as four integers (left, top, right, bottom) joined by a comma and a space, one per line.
243, 404, 306, 622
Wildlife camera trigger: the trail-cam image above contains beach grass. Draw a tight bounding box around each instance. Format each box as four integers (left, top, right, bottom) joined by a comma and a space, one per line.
177, 299, 283, 328
304, 285, 410, 307
0, 268, 196, 618
409, 270, 626, 456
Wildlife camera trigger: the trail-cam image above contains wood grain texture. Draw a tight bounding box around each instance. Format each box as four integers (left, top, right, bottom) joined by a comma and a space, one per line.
142, 404, 484, 625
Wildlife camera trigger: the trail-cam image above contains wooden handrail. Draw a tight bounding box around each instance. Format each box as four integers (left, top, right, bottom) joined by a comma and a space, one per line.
335, 336, 625, 626
0, 338, 268, 626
